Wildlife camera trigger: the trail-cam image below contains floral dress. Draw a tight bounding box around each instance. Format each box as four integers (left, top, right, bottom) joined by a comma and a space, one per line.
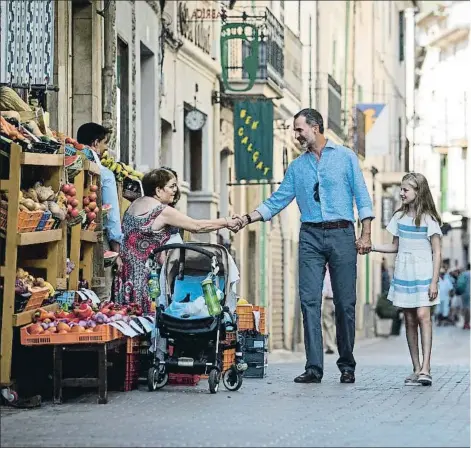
116, 204, 171, 314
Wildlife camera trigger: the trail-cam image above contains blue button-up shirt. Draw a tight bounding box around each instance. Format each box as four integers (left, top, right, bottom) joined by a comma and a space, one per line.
256, 140, 374, 223
100, 164, 123, 245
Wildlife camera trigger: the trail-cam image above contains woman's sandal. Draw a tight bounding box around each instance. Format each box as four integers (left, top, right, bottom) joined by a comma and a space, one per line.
404, 373, 420, 386
417, 372, 432, 386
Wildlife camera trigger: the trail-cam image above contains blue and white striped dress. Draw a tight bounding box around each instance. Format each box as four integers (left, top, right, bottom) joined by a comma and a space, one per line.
386, 213, 442, 308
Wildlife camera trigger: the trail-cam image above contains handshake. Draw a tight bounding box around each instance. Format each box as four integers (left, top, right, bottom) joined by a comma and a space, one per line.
224, 214, 248, 233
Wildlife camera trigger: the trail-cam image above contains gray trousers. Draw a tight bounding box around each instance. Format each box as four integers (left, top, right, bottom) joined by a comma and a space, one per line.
299, 223, 357, 377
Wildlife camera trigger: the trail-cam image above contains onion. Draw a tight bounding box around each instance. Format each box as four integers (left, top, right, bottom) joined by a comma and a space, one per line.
41, 322, 49, 330
78, 320, 87, 328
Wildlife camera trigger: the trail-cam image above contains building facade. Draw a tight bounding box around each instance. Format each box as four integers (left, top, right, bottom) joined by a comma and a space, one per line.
414, 0, 470, 269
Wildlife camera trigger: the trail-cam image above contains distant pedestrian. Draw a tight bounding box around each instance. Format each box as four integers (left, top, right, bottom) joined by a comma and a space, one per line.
372, 173, 442, 386
435, 268, 454, 326
322, 266, 336, 355
455, 263, 470, 330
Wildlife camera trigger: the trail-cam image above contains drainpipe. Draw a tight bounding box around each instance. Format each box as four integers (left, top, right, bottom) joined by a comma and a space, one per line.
102, 0, 117, 155
315, 0, 321, 108
343, 0, 350, 135
260, 183, 267, 308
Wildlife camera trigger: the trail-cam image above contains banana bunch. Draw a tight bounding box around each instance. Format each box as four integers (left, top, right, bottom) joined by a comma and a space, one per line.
43, 281, 56, 297
100, 151, 143, 182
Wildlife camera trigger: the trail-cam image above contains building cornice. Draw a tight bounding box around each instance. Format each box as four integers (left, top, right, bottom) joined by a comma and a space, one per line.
178, 40, 221, 81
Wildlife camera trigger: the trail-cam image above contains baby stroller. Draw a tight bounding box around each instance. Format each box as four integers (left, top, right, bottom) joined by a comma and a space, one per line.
146, 243, 245, 394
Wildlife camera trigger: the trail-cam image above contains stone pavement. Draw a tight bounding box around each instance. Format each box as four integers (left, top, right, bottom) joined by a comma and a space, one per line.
1, 325, 469, 448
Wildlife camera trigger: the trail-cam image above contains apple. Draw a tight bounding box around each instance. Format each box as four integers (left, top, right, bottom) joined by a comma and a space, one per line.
83, 197, 90, 206
87, 212, 96, 222
70, 209, 79, 218
70, 198, 79, 207
89, 185, 98, 193
69, 187, 77, 197
88, 201, 97, 211
88, 192, 97, 202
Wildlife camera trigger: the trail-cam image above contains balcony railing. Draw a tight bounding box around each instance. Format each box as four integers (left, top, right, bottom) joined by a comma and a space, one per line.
222, 7, 284, 94
327, 74, 343, 138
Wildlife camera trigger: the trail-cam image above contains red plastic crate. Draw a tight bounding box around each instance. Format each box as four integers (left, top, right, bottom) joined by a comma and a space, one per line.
168, 373, 200, 386
126, 337, 139, 354
124, 353, 139, 391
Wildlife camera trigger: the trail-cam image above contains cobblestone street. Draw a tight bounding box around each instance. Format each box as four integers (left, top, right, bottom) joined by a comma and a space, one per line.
1, 325, 469, 448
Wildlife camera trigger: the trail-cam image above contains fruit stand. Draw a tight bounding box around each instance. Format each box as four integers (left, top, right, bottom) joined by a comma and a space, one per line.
0, 139, 68, 389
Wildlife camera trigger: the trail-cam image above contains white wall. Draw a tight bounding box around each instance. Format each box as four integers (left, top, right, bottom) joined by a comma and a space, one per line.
116, 1, 161, 170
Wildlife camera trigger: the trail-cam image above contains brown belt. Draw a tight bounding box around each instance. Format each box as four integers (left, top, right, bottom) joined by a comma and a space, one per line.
308, 220, 351, 230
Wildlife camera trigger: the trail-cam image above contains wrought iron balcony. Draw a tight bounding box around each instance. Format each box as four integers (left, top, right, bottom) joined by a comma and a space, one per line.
327, 74, 344, 139
220, 7, 284, 98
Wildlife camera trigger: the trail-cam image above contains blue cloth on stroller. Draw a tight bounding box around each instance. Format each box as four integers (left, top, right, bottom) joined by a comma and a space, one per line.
164, 275, 225, 320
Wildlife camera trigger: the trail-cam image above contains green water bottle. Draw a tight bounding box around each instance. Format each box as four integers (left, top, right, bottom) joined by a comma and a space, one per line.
201, 276, 222, 316
148, 267, 161, 305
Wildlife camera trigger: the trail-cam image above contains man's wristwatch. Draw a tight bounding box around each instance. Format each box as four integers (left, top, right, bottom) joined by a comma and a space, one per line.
244, 213, 252, 225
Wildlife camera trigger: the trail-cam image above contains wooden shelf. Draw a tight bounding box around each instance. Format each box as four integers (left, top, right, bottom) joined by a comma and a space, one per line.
12, 303, 59, 327
20, 153, 64, 167
17, 229, 63, 246
80, 230, 98, 243
84, 160, 101, 175
0, 180, 12, 191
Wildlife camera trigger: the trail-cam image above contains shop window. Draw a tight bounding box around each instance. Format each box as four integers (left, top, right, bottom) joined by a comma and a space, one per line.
161, 119, 173, 168
140, 42, 155, 168
184, 125, 202, 191
398, 10, 405, 62
117, 38, 129, 164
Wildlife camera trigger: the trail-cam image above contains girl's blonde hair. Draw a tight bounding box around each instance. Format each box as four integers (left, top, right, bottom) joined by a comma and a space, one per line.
396, 172, 442, 227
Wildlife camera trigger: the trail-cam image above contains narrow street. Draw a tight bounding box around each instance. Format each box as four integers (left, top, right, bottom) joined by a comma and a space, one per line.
1, 325, 469, 448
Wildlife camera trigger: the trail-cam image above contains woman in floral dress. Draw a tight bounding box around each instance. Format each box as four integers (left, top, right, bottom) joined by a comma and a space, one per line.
117, 168, 242, 314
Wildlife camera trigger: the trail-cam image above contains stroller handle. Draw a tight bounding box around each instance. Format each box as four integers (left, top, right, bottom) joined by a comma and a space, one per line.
150, 243, 216, 260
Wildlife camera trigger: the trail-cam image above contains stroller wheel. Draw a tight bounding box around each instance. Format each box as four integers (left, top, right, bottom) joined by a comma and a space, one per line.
222, 368, 243, 392
147, 366, 168, 391
208, 369, 220, 394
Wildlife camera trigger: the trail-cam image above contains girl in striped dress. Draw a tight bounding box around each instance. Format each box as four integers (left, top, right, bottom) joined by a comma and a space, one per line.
372, 173, 442, 386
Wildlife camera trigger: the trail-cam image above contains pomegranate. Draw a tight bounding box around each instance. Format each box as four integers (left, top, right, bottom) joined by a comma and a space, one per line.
89, 185, 98, 192
83, 197, 90, 206
88, 201, 97, 211
69, 187, 77, 197
62, 184, 71, 194
87, 212, 96, 222
88, 192, 97, 202
70, 209, 79, 218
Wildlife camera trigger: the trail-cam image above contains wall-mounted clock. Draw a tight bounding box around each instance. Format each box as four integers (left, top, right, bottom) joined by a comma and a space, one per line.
185, 109, 206, 131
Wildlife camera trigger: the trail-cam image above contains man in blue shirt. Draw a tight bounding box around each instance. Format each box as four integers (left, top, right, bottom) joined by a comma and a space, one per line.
234, 108, 374, 384
77, 123, 124, 300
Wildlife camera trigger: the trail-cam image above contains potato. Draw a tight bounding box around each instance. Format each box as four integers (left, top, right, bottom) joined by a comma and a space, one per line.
24, 188, 39, 202
20, 198, 36, 211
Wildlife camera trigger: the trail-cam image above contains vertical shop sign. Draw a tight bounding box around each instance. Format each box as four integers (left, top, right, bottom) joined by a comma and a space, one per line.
233, 99, 274, 181
0, 0, 54, 84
